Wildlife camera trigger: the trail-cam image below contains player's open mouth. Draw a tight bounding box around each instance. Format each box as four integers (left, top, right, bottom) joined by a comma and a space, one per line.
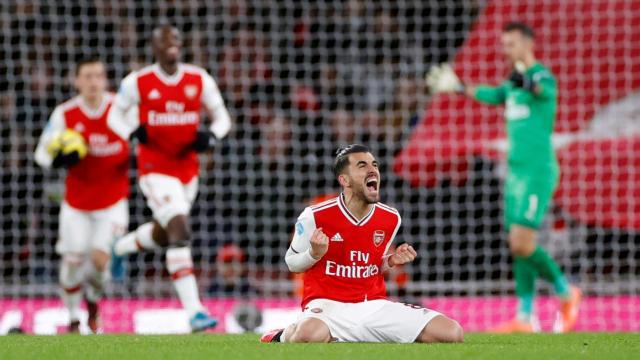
167, 46, 180, 56
365, 176, 378, 192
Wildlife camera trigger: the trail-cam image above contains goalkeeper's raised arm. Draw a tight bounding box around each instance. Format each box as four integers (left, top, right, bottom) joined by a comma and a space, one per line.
425, 24, 556, 105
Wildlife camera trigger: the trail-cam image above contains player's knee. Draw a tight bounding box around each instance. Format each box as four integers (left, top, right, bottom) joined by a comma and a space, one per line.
508, 237, 534, 257
417, 316, 464, 343
446, 321, 464, 343
509, 239, 527, 257
166, 215, 191, 247
151, 221, 170, 247
509, 225, 537, 257
288, 319, 331, 343
90, 250, 109, 272
59, 253, 85, 287
289, 329, 329, 343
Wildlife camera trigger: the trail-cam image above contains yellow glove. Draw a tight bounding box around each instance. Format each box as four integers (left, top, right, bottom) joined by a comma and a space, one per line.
48, 129, 88, 159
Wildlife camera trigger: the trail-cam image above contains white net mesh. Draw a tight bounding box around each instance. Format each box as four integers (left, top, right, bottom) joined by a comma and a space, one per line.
1, 0, 639, 334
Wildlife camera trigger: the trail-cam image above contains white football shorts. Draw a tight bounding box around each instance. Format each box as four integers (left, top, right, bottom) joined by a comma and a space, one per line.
297, 298, 442, 343
57, 199, 128, 254
138, 173, 198, 227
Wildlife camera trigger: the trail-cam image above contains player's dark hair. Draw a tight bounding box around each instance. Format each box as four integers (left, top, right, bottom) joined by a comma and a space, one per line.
503, 21, 535, 39
333, 144, 371, 177
75, 57, 103, 76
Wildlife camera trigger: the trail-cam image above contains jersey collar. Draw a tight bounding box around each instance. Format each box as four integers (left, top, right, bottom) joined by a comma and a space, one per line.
337, 193, 375, 226
152, 63, 184, 85
77, 93, 112, 119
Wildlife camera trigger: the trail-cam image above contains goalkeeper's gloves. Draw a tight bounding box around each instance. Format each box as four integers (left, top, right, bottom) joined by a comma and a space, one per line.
130, 125, 148, 144
509, 71, 537, 92
425, 63, 465, 94
52, 151, 81, 169
192, 131, 216, 152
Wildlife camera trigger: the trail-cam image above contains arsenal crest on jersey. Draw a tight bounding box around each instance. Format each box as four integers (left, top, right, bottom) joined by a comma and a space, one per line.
184, 85, 198, 99
373, 230, 385, 247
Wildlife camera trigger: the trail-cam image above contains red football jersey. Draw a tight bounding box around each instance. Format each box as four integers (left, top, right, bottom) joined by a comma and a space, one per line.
293, 195, 402, 308
58, 94, 129, 210
109, 63, 230, 183
134, 64, 206, 183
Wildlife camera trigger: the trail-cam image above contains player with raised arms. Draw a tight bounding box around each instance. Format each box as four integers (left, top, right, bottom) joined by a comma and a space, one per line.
261, 144, 463, 343
35, 58, 130, 333
426, 21, 582, 333
107, 24, 232, 332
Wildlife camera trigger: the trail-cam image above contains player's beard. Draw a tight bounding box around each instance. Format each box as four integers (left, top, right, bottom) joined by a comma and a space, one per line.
353, 182, 379, 205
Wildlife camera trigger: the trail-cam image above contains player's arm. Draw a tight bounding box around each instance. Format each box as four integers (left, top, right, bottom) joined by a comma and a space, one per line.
507, 65, 556, 99
285, 208, 328, 273
107, 72, 142, 141
466, 83, 508, 105
34, 107, 65, 169
201, 72, 231, 139
381, 215, 417, 271
425, 63, 507, 105
192, 71, 232, 152
529, 70, 556, 99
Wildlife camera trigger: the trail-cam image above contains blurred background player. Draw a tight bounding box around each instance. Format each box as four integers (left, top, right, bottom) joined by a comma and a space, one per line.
107, 24, 232, 332
34, 58, 130, 333
261, 144, 463, 343
426, 22, 582, 333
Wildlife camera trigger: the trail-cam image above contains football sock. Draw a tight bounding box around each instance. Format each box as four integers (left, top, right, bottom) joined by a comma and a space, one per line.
59, 255, 85, 322
114, 222, 159, 256
514, 257, 536, 321
525, 245, 570, 299
166, 246, 205, 317
84, 262, 106, 303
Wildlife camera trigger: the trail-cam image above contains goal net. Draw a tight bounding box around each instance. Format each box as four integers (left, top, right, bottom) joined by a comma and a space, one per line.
1, 0, 638, 334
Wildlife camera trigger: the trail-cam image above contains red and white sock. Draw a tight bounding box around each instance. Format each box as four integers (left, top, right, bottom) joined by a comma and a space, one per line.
114, 222, 159, 256
59, 255, 85, 322
166, 247, 205, 317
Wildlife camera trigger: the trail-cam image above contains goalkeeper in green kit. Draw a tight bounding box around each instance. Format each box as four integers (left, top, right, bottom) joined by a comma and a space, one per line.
426, 22, 581, 333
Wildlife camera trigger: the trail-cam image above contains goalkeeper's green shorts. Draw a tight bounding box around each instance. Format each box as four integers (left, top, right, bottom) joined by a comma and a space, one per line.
504, 169, 558, 230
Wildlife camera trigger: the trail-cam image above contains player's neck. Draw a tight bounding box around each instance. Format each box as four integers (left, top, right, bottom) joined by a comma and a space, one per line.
158, 62, 179, 76
523, 54, 536, 69
341, 192, 373, 221
81, 94, 103, 111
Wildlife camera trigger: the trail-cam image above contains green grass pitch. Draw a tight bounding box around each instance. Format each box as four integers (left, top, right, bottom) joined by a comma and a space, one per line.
1, 333, 638, 360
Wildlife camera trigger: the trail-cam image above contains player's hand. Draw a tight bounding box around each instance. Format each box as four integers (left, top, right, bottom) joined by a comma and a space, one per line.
130, 126, 148, 144
192, 131, 216, 152
509, 68, 536, 92
389, 243, 417, 267
52, 151, 81, 169
425, 63, 464, 94
309, 228, 329, 260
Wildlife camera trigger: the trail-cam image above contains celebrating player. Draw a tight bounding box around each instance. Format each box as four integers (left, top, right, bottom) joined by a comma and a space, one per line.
426, 22, 582, 333
34, 58, 130, 333
107, 24, 231, 332
261, 144, 463, 343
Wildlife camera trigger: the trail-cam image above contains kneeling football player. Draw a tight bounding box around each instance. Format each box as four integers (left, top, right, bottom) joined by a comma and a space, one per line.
35, 58, 130, 333
262, 145, 463, 343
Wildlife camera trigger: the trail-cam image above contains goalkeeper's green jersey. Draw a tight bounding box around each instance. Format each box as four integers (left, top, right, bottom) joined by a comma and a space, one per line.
473, 62, 558, 173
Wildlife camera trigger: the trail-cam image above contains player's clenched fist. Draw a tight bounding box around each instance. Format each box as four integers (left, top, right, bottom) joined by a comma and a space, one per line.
309, 228, 329, 260
389, 243, 417, 267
